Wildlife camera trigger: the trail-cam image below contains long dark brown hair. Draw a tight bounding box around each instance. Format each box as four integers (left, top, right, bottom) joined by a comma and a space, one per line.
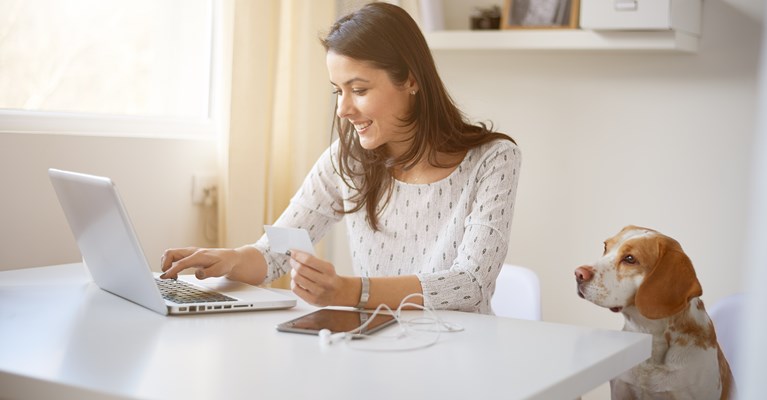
321, 2, 514, 231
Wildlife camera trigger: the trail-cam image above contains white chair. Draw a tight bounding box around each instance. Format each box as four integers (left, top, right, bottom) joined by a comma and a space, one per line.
491, 264, 541, 320
709, 292, 745, 387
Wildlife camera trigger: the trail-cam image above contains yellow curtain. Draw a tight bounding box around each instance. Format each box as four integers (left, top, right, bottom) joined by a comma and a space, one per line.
220, 0, 336, 288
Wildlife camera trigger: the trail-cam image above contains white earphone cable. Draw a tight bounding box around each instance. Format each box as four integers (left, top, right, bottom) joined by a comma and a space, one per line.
326, 293, 464, 352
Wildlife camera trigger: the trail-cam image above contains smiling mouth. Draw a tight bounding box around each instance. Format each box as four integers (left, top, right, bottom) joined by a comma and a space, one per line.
353, 121, 372, 132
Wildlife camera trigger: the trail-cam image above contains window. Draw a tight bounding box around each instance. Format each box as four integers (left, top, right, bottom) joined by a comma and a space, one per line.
0, 0, 224, 138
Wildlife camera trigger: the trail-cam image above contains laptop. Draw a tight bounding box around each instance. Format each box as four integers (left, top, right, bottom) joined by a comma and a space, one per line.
48, 168, 296, 315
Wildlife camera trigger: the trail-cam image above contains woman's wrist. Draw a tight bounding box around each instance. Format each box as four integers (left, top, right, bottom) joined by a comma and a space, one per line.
227, 246, 267, 285
338, 275, 363, 307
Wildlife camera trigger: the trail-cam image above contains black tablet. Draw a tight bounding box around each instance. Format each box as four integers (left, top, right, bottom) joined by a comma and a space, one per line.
276, 308, 396, 335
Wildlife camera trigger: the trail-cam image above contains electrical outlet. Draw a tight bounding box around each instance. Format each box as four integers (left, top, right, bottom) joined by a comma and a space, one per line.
191, 174, 217, 205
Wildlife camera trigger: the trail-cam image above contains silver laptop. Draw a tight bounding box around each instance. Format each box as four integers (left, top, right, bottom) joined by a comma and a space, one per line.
48, 168, 296, 315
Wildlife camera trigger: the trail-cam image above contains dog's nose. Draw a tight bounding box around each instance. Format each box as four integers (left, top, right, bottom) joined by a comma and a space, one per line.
575, 266, 594, 283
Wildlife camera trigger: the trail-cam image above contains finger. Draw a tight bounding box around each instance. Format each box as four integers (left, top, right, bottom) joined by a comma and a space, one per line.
192, 258, 229, 280
160, 247, 197, 272
290, 266, 329, 306
289, 250, 331, 274
289, 249, 314, 265
196, 257, 232, 280
291, 279, 316, 304
290, 258, 323, 285
290, 265, 312, 290
291, 269, 317, 294
160, 250, 212, 279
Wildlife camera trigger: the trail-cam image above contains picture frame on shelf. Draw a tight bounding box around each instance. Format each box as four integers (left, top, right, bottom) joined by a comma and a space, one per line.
501, 0, 580, 30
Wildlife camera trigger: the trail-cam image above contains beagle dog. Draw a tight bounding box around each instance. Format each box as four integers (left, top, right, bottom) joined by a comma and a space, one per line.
574, 225, 735, 400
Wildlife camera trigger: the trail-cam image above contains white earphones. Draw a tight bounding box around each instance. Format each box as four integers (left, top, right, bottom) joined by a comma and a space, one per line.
319, 329, 351, 346
316, 294, 464, 351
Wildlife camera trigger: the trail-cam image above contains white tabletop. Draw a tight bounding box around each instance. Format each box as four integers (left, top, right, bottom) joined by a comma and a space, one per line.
0, 263, 651, 400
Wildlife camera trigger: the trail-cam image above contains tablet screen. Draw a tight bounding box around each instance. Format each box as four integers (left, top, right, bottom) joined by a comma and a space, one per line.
277, 309, 396, 335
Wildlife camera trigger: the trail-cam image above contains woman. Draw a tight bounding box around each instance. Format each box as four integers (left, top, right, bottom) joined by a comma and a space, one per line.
161, 2, 521, 314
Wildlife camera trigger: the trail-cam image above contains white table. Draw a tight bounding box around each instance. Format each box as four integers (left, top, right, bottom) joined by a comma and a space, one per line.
0, 263, 650, 400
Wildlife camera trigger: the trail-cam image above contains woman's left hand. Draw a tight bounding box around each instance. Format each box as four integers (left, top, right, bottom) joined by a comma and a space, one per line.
288, 250, 351, 307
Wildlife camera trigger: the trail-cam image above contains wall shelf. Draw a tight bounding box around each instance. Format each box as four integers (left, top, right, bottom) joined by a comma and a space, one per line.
425, 29, 699, 53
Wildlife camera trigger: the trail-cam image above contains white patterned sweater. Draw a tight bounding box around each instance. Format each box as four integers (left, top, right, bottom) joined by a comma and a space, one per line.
252, 138, 521, 314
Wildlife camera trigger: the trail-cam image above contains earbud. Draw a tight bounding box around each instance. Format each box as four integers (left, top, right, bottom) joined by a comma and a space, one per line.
319, 329, 349, 346
319, 329, 331, 343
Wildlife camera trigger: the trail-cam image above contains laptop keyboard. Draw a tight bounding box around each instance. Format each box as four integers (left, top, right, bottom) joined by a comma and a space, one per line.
155, 278, 237, 304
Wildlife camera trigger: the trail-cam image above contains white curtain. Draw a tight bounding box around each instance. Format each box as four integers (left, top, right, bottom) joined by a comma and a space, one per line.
219, 0, 336, 288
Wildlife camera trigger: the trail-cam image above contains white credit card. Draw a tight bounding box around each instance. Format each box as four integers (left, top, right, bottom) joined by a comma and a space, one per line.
264, 226, 315, 255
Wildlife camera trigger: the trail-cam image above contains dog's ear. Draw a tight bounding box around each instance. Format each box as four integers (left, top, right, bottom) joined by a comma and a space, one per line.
635, 237, 702, 319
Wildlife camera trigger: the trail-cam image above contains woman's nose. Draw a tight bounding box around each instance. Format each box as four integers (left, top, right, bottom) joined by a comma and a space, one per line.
336, 94, 352, 119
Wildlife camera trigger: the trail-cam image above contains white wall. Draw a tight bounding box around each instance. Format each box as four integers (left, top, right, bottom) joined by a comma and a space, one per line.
0, 133, 218, 272
431, 0, 760, 330
438, 3, 758, 398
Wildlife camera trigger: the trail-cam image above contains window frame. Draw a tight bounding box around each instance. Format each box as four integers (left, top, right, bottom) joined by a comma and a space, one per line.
0, 1, 232, 140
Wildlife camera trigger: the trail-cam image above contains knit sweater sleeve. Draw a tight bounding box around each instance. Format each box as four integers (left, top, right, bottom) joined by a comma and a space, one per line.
251, 143, 345, 284
417, 141, 521, 313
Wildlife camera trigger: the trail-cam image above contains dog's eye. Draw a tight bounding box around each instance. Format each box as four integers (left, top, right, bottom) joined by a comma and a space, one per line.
623, 255, 637, 264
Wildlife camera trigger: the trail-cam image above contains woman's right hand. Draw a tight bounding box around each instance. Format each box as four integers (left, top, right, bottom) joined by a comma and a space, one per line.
160, 247, 241, 280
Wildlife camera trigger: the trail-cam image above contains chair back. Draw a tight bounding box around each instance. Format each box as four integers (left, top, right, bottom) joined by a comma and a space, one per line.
491, 264, 541, 320
709, 293, 745, 386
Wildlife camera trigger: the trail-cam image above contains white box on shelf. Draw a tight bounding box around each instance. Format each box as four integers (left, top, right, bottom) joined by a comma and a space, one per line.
579, 0, 701, 35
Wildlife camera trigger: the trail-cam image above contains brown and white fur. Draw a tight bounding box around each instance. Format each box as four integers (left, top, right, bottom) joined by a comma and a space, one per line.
575, 225, 735, 400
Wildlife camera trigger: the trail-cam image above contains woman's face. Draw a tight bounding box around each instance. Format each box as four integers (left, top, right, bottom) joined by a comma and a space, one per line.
326, 52, 417, 156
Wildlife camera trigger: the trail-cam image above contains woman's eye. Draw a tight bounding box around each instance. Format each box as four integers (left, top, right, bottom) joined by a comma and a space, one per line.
352, 88, 367, 95
331, 88, 341, 95
623, 255, 636, 264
